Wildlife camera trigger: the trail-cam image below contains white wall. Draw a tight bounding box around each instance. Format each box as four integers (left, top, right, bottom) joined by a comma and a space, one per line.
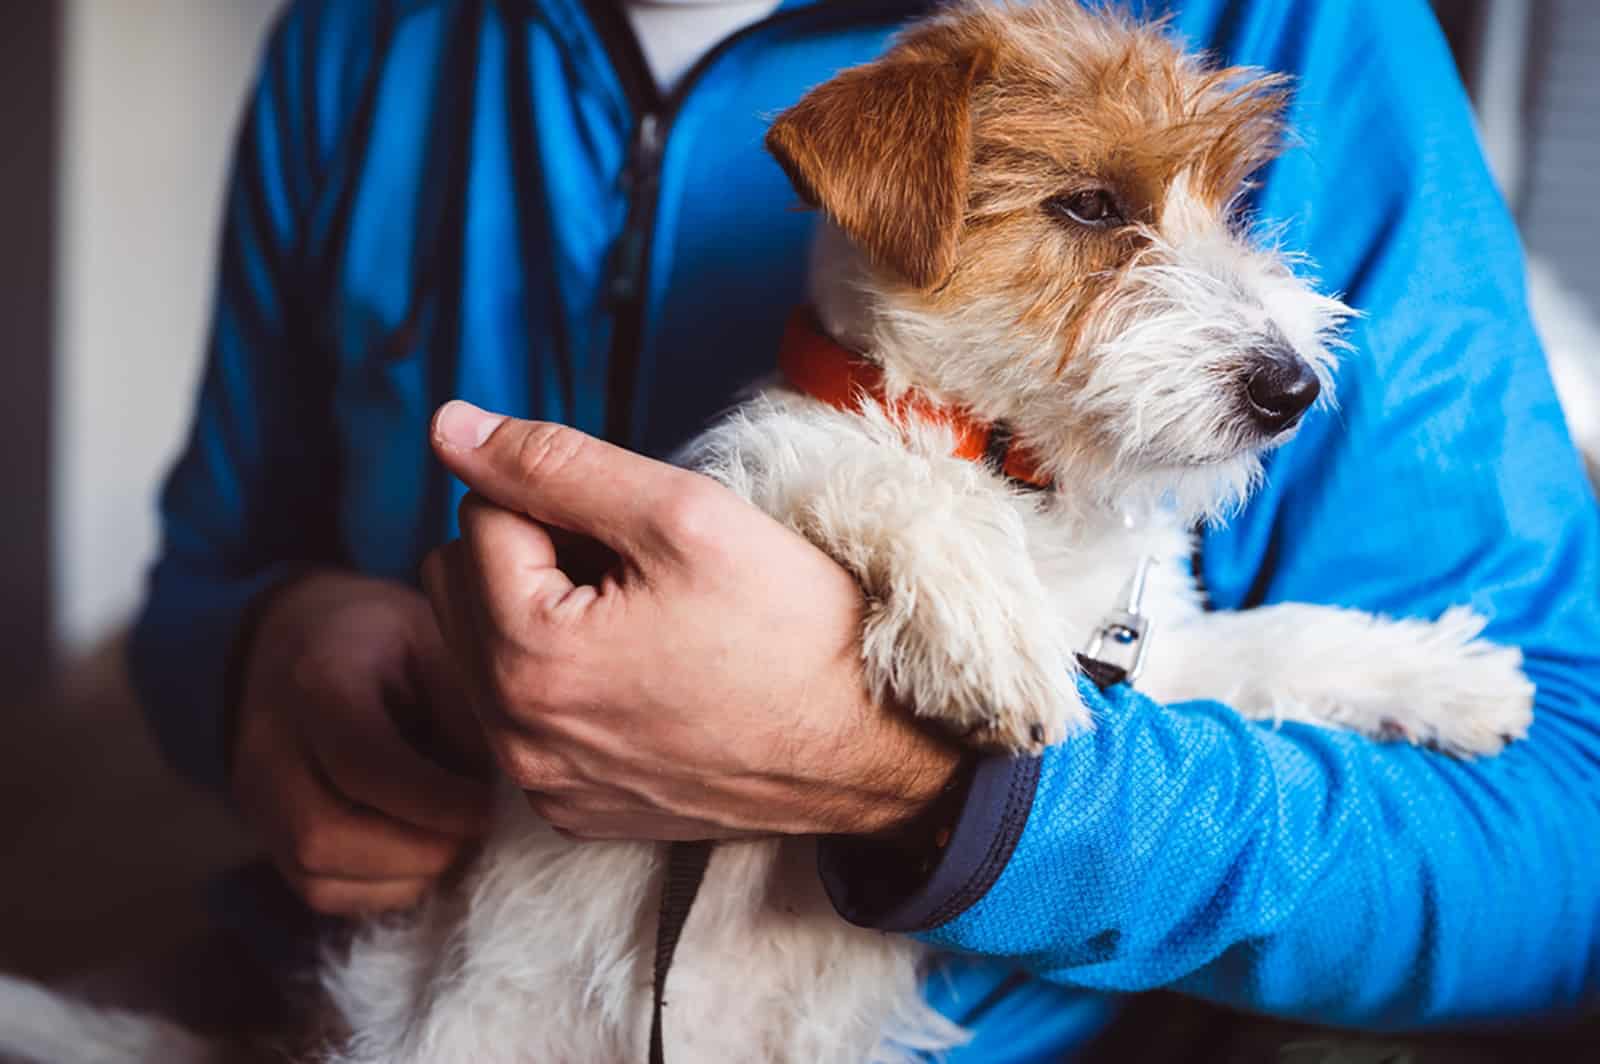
54, 0, 286, 652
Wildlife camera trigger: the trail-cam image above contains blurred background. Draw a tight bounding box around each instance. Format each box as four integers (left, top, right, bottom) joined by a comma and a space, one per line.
0, 0, 1595, 985
1, 0, 287, 983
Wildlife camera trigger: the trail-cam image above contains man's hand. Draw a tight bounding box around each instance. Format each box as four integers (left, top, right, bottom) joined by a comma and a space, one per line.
230, 571, 494, 915
420, 400, 963, 842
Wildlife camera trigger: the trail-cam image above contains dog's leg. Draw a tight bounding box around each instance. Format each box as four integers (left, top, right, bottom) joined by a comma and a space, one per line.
1143, 604, 1534, 757
800, 467, 1088, 752
696, 411, 1088, 753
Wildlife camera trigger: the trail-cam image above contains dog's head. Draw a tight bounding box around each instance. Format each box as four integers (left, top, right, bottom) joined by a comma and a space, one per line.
766, 0, 1351, 519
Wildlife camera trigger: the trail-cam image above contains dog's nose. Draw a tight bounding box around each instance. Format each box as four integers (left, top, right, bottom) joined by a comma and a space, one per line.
1245, 353, 1320, 433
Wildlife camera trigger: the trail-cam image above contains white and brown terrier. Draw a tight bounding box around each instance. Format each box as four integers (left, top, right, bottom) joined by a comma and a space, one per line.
0, 2, 1533, 1062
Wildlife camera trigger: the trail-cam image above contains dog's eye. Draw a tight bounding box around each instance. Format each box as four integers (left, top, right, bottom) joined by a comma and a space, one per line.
1046, 189, 1124, 229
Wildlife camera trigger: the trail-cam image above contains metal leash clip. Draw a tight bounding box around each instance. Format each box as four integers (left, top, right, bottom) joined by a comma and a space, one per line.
1083, 553, 1154, 683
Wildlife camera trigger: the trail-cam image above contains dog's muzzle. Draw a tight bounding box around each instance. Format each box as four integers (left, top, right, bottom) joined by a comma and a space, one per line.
1244, 347, 1320, 434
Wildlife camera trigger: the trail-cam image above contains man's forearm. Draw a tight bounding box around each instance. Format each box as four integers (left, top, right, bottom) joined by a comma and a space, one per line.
825, 674, 1600, 1028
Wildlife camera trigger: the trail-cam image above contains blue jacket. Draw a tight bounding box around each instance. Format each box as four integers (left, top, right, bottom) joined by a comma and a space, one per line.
131, 0, 1600, 1058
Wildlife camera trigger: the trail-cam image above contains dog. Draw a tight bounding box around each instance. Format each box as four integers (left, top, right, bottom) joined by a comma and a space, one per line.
0, 2, 1534, 1062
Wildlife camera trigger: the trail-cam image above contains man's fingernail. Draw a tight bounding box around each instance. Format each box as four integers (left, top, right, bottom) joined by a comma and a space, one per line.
435, 400, 504, 450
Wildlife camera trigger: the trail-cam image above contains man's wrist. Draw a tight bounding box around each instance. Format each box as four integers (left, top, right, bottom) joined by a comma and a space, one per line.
824, 711, 966, 838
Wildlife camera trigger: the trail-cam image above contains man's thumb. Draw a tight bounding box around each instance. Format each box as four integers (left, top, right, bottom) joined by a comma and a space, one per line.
431, 401, 692, 555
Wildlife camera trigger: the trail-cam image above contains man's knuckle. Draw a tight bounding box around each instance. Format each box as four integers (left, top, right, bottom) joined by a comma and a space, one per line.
654, 478, 728, 550
510, 422, 584, 487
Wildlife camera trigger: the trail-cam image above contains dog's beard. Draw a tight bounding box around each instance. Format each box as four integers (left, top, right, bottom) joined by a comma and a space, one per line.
1002, 238, 1347, 521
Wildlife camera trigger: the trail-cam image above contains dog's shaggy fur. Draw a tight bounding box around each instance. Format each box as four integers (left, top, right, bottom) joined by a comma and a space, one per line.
0, 3, 1535, 1062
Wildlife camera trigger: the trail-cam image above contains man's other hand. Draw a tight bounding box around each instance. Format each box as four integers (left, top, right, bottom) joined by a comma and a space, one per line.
230, 571, 494, 915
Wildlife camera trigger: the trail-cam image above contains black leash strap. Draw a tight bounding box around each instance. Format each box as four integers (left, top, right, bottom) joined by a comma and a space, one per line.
649, 839, 714, 1064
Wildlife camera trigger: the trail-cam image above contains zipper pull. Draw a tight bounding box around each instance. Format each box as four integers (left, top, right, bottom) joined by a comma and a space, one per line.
609, 113, 663, 306
631, 112, 663, 177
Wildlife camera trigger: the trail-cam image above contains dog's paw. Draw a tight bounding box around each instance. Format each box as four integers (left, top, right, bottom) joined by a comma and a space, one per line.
1373, 606, 1534, 758
859, 594, 1090, 757
959, 653, 1094, 756
1212, 603, 1534, 759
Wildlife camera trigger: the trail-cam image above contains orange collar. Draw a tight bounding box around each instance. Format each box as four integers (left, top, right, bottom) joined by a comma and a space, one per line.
777, 308, 1052, 489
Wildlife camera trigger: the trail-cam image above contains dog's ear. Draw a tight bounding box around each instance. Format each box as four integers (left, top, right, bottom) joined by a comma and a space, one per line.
766, 40, 988, 290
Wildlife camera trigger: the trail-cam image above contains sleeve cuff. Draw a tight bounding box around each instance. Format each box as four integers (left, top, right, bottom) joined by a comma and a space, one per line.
817, 753, 1042, 933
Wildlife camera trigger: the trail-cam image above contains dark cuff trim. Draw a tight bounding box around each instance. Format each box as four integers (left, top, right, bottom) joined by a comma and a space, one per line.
818, 753, 1041, 933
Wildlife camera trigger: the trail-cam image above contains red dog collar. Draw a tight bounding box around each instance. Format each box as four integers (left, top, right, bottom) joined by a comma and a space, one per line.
777, 308, 1052, 490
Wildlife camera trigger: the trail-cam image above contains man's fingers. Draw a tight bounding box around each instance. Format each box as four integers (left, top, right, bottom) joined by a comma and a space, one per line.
407, 606, 496, 779
422, 541, 492, 706
423, 540, 543, 737
304, 691, 493, 839
423, 540, 566, 783
286, 873, 434, 917
239, 719, 475, 884
431, 401, 701, 557
456, 492, 576, 628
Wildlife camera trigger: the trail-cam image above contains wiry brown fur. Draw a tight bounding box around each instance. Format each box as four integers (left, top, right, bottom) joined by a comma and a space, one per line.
765, 41, 993, 288
767, 0, 1291, 370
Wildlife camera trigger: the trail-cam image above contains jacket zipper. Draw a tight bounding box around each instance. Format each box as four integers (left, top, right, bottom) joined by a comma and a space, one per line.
583, 0, 929, 448
602, 110, 664, 445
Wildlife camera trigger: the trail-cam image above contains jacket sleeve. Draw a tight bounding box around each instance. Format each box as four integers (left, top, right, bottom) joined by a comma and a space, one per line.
820, 0, 1600, 1029
128, 6, 339, 793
